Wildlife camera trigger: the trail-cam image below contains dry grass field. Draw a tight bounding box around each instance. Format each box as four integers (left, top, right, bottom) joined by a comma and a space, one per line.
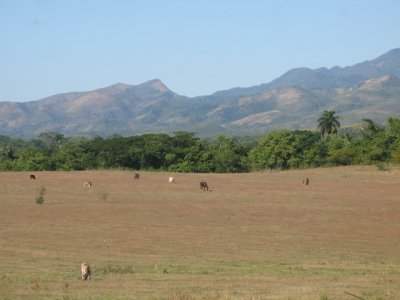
0, 166, 399, 299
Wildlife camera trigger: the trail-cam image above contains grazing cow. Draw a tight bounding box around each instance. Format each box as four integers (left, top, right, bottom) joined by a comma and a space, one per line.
168, 176, 175, 183
30, 174, 36, 180
83, 180, 92, 187
81, 262, 91, 280
200, 181, 209, 191
134, 172, 140, 179
303, 177, 310, 185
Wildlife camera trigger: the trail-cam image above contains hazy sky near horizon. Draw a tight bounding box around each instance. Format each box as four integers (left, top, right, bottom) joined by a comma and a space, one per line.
1, 0, 399, 102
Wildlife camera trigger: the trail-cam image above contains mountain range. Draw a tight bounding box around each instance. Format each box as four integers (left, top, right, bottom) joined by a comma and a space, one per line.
1, 48, 400, 137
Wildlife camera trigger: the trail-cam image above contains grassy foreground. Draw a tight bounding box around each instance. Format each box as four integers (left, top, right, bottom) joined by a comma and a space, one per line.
0, 166, 399, 299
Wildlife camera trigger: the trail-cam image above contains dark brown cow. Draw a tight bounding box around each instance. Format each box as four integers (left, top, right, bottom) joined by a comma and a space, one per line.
200, 181, 209, 191
134, 172, 140, 179
30, 174, 36, 180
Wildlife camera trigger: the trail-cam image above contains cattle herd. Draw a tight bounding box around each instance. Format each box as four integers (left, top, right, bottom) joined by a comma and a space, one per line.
27, 171, 310, 280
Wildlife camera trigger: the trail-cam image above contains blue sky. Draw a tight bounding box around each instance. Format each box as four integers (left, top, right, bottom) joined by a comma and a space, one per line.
1, 0, 399, 102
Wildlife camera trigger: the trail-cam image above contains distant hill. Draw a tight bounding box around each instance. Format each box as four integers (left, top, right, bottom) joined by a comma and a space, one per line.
210, 48, 400, 99
1, 49, 400, 137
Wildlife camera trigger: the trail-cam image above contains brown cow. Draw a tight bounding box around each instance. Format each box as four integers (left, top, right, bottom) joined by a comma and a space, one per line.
81, 262, 91, 280
200, 181, 209, 191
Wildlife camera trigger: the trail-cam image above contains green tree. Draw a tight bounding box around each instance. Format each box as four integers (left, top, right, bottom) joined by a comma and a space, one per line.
168, 140, 214, 173
248, 130, 323, 170
318, 110, 341, 138
302, 138, 329, 167
38, 131, 67, 150
360, 118, 384, 138
326, 135, 355, 165
139, 134, 172, 169
248, 130, 296, 170
51, 138, 95, 170
208, 135, 248, 173
387, 117, 400, 163
13, 148, 50, 170
166, 131, 199, 168
1, 145, 16, 160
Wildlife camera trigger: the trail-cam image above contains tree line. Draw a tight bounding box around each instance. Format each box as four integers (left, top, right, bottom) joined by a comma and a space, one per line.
1, 113, 399, 172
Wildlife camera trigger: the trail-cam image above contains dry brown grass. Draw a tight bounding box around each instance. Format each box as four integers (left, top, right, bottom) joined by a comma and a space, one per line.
1, 166, 400, 299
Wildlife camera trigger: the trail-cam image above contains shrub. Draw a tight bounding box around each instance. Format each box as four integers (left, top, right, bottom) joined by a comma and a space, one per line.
376, 162, 391, 171
96, 264, 134, 275
35, 185, 46, 204
97, 191, 108, 201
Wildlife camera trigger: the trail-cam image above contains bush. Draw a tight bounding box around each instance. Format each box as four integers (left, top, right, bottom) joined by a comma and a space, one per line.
97, 190, 109, 201
328, 147, 358, 166
35, 185, 46, 204
96, 264, 134, 275
391, 150, 400, 164
376, 162, 391, 171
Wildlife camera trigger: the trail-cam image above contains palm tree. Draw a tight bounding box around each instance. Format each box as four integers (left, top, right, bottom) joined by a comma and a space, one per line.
318, 110, 341, 138
360, 118, 383, 137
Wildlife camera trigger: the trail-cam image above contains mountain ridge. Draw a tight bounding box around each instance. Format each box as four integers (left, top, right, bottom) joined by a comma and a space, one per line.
211, 48, 400, 100
1, 49, 400, 137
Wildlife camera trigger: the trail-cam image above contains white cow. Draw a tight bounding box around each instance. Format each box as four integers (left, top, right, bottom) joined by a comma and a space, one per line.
168, 176, 175, 183
83, 180, 92, 187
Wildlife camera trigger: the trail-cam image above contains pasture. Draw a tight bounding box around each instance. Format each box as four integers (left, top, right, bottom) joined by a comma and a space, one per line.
0, 166, 399, 299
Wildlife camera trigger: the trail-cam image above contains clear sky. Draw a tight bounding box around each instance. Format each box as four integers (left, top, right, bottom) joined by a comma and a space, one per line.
1, 0, 399, 102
